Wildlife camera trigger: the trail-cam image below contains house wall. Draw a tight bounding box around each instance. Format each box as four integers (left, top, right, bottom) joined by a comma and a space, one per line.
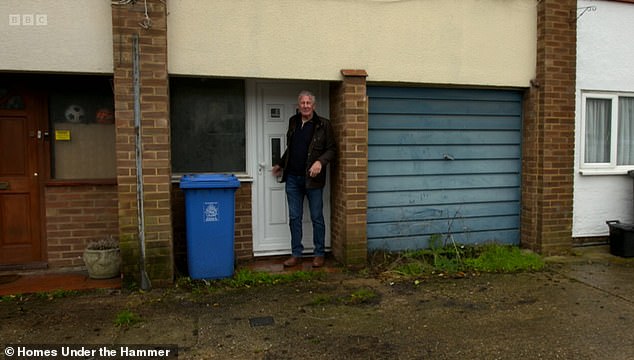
45, 184, 118, 268
0, 0, 113, 73
166, 0, 537, 87
573, 0, 634, 238
0, 0, 580, 283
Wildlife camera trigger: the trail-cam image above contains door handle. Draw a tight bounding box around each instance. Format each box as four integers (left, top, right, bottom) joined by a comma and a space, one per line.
0, 182, 8, 190
258, 162, 266, 175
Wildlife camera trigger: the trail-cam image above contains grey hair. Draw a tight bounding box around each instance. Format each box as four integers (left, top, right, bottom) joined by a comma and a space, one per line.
298, 90, 316, 104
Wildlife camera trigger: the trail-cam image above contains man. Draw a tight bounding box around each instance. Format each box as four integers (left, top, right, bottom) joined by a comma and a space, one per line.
272, 90, 336, 267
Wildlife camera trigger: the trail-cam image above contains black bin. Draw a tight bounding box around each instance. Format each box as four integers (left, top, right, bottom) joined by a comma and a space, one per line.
606, 220, 634, 257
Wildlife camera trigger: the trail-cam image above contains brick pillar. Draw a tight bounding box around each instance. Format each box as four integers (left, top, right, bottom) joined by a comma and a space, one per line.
521, 0, 576, 255
111, 1, 173, 285
234, 183, 254, 261
330, 70, 369, 267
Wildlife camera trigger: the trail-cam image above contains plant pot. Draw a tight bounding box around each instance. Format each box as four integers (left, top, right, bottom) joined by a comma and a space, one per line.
83, 248, 121, 279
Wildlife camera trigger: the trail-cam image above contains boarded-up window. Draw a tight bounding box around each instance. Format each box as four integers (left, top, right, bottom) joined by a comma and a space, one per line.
170, 78, 245, 173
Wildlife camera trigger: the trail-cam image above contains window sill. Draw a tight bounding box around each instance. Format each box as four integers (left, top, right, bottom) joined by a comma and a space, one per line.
579, 169, 634, 176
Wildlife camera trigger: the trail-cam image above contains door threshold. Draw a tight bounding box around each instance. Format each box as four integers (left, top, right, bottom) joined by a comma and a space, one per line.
0, 261, 47, 272
239, 253, 338, 274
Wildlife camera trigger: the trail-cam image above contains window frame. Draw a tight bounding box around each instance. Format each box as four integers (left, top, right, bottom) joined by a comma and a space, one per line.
169, 77, 247, 176
48, 76, 116, 181
580, 91, 634, 175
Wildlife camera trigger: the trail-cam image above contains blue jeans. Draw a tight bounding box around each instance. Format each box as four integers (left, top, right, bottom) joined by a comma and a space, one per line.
285, 174, 325, 257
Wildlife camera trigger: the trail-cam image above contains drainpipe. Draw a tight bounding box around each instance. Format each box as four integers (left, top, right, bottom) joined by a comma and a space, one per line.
133, 33, 151, 291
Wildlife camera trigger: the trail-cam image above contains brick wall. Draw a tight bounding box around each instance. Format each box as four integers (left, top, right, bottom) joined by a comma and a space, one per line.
111, 0, 173, 285
171, 185, 186, 275
233, 183, 254, 261
521, 0, 576, 254
329, 70, 369, 267
45, 185, 118, 268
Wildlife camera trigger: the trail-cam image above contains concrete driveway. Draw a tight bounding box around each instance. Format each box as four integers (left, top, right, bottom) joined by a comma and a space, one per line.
1, 245, 633, 359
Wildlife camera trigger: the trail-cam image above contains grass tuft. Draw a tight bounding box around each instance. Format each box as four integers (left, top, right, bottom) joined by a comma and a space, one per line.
371, 243, 545, 279
465, 245, 545, 273
344, 288, 379, 305
176, 268, 327, 294
221, 269, 326, 288
114, 309, 141, 327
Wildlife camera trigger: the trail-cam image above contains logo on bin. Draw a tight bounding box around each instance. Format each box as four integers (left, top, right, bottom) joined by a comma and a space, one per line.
204, 202, 219, 222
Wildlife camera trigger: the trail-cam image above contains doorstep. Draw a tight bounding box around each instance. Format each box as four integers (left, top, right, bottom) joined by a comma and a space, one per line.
0, 271, 121, 296
240, 254, 340, 274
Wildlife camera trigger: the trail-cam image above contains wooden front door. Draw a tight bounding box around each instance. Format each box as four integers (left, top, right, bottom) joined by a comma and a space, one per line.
0, 89, 45, 266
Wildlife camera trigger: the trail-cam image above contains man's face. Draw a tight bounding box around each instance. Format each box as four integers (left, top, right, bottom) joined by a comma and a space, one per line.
298, 95, 315, 119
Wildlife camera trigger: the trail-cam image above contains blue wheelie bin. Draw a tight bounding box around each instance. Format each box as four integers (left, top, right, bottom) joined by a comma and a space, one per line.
180, 174, 240, 279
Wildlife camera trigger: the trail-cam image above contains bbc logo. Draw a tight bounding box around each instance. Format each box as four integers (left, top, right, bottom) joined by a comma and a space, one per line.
9, 14, 48, 26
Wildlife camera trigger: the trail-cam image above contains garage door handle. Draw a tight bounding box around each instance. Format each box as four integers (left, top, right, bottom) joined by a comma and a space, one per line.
0, 182, 8, 190
443, 154, 455, 161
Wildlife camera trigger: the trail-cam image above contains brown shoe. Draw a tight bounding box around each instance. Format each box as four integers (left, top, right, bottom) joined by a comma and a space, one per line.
283, 256, 301, 267
312, 256, 325, 268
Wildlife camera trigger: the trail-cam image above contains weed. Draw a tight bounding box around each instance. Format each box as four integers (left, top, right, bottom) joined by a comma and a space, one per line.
465, 245, 545, 272
35, 289, 80, 300
344, 288, 379, 305
308, 288, 380, 306
432, 256, 463, 274
114, 309, 141, 327
176, 269, 327, 294
371, 244, 544, 279
175, 276, 194, 289
121, 277, 139, 291
223, 269, 326, 287
308, 294, 334, 306
0, 294, 20, 303
393, 261, 433, 276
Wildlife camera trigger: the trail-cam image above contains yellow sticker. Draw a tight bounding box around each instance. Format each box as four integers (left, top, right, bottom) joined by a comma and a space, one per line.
55, 130, 71, 141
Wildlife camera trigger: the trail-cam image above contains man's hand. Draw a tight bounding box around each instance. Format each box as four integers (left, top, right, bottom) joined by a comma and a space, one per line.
272, 164, 282, 177
308, 161, 322, 177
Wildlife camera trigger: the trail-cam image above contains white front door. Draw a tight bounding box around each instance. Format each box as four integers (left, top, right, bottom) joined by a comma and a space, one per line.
253, 81, 330, 256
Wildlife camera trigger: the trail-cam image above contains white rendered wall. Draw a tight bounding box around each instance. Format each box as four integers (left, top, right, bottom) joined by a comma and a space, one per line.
0, 0, 536, 85
0, 0, 113, 73
574, 0, 634, 237
167, 0, 536, 87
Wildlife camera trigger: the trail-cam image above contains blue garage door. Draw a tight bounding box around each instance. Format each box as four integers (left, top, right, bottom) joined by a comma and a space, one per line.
367, 87, 522, 251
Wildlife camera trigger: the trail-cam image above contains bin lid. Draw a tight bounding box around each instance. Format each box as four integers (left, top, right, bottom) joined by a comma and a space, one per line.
607, 220, 634, 231
179, 174, 240, 189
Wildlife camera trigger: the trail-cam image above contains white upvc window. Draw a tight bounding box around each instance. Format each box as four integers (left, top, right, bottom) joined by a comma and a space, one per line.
581, 92, 634, 174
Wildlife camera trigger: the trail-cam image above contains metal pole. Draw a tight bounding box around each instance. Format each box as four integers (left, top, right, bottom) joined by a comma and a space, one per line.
133, 33, 151, 291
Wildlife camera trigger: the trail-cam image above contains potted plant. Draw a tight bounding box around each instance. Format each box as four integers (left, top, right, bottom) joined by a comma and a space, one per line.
83, 236, 121, 279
